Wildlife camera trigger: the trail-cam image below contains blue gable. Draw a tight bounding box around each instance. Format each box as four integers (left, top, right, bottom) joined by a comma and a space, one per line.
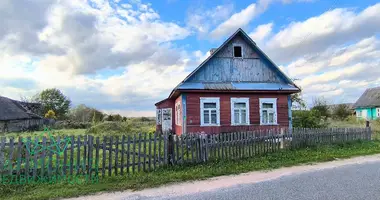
169, 28, 299, 98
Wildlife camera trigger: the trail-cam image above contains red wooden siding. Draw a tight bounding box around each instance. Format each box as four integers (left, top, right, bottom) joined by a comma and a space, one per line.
174, 95, 182, 135
185, 92, 289, 134
155, 99, 175, 133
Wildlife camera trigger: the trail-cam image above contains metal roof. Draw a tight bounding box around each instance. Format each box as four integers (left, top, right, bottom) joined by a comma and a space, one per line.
354, 87, 380, 108
178, 82, 299, 91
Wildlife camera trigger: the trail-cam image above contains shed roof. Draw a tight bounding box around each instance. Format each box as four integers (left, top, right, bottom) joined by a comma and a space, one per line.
354, 87, 380, 108
0, 96, 42, 121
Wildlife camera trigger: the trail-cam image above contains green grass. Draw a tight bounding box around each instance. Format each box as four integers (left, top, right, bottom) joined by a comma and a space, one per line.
2, 140, 380, 200
329, 116, 380, 140
3, 129, 87, 139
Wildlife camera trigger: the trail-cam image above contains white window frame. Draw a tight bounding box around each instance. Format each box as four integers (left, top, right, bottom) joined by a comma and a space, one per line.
259, 98, 278, 125
156, 109, 162, 125
233, 44, 243, 58
200, 97, 220, 126
175, 101, 181, 126
231, 98, 250, 125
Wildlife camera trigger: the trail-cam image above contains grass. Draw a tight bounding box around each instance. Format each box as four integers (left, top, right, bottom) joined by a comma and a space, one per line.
3, 129, 87, 139
2, 140, 380, 200
329, 116, 380, 140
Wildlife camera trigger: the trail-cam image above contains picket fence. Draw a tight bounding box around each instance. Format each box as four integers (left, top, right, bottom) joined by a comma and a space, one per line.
0, 127, 372, 180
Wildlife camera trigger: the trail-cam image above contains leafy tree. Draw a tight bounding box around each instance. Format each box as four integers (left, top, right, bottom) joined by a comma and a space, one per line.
69, 104, 104, 123
311, 97, 330, 118
44, 110, 57, 119
332, 104, 352, 120
113, 114, 123, 121
291, 92, 306, 109
35, 88, 71, 119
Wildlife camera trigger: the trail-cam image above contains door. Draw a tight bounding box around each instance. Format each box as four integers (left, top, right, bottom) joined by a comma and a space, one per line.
162, 108, 172, 133
362, 109, 368, 120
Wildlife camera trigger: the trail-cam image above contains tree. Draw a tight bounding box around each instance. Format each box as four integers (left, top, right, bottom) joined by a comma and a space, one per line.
291, 92, 306, 109
292, 109, 328, 128
35, 88, 71, 119
311, 97, 330, 118
69, 104, 104, 123
45, 110, 57, 119
332, 104, 351, 120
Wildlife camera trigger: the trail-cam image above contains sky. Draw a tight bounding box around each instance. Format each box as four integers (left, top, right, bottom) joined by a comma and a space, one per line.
1, 0, 380, 117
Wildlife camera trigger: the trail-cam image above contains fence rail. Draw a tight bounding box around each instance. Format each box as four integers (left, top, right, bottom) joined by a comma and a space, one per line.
0, 127, 371, 181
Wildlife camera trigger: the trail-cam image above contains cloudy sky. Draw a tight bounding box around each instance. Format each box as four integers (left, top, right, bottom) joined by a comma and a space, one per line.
1, 0, 379, 116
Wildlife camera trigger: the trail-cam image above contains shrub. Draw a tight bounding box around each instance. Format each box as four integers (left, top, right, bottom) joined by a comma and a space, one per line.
53, 120, 92, 129
293, 109, 328, 128
332, 104, 352, 120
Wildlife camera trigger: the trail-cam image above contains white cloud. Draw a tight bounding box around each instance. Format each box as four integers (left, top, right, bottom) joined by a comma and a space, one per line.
264, 3, 380, 63
249, 23, 273, 43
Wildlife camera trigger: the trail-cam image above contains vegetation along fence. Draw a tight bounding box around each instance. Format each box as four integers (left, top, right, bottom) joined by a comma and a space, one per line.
0, 127, 372, 184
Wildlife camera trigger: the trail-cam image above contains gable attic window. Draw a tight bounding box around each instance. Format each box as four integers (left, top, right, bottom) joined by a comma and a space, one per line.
233, 46, 242, 58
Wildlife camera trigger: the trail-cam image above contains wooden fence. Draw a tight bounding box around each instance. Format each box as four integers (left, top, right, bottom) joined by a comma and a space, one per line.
0, 127, 371, 181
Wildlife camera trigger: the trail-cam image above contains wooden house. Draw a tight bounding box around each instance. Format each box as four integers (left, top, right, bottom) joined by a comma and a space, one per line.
0, 95, 44, 132
354, 87, 380, 120
155, 28, 300, 134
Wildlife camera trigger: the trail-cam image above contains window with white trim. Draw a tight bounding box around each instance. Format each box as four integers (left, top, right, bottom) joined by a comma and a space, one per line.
231, 98, 249, 125
156, 109, 162, 125
200, 97, 220, 126
259, 98, 277, 125
175, 102, 181, 125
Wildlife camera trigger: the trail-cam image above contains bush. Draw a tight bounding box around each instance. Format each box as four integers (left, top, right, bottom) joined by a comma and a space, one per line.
86, 121, 155, 136
332, 104, 352, 120
53, 120, 92, 129
293, 109, 328, 128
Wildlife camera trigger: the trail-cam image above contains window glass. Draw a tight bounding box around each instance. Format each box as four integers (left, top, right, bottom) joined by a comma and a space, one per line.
204, 103, 216, 108
241, 110, 246, 124
234, 110, 240, 124
263, 103, 273, 108
262, 110, 268, 124
234, 102, 246, 108
203, 110, 209, 124
269, 113, 274, 123
211, 110, 217, 124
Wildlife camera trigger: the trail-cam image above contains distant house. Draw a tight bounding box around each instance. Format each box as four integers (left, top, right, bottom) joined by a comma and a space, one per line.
155, 28, 300, 135
0, 96, 44, 132
354, 87, 380, 120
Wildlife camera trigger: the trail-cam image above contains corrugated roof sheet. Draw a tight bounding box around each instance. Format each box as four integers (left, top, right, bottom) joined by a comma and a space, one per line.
178, 82, 299, 91
204, 83, 235, 90
0, 96, 42, 121
354, 87, 380, 108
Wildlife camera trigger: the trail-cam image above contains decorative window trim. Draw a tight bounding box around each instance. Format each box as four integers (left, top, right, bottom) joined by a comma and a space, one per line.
233, 44, 243, 58
175, 101, 181, 126
156, 109, 162, 125
200, 97, 220, 126
259, 98, 278, 125
231, 98, 250, 125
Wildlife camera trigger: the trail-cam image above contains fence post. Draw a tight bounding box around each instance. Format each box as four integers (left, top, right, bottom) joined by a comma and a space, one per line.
280, 128, 284, 149
366, 121, 372, 140
167, 132, 174, 165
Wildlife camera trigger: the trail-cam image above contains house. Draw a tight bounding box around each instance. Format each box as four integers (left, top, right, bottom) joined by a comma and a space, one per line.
0, 95, 44, 132
155, 28, 300, 135
353, 87, 380, 120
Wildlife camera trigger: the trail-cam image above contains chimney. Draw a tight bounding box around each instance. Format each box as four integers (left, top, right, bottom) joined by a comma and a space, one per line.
209, 48, 217, 55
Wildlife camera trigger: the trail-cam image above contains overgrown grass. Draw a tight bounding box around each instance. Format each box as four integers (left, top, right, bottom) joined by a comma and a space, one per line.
329, 116, 380, 140
2, 140, 380, 200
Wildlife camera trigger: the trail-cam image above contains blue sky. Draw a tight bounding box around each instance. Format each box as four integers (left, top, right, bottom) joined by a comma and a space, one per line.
1, 0, 380, 116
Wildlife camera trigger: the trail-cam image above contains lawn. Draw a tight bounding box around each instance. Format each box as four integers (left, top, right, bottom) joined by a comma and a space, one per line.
2, 140, 380, 200
328, 117, 380, 140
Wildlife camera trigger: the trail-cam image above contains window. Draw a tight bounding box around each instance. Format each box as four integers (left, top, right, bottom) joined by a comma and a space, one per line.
377, 108, 380, 117
156, 109, 162, 125
200, 97, 220, 126
175, 102, 181, 125
231, 98, 249, 125
259, 98, 277, 125
233, 45, 242, 57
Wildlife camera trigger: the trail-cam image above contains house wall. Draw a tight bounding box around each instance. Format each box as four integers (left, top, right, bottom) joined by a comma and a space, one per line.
155, 99, 175, 134
356, 107, 379, 120
185, 92, 289, 134
174, 95, 182, 135
0, 118, 44, 133
187, 34, 286, 84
